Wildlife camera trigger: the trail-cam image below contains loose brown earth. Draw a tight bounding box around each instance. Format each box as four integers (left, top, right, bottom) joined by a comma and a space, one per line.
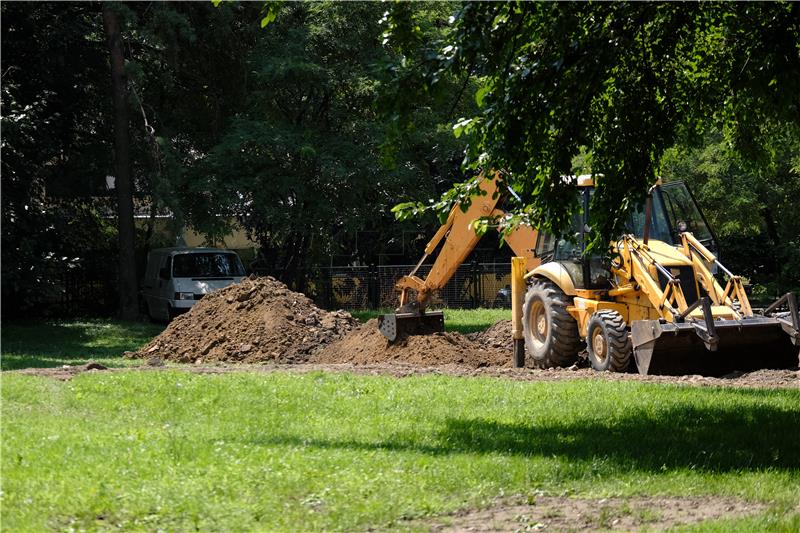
19, 359, 800, 389
311, 319, 509, 367
414, 494, 767, 532
17, 278, 799, 389
131, 277, 359, 364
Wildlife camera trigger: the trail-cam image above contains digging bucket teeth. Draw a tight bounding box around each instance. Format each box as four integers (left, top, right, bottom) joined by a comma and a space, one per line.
631, 317, 799, 376
378, 311, 445, 342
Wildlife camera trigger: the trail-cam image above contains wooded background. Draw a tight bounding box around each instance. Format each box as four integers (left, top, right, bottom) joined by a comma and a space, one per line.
2, 2, 798, 317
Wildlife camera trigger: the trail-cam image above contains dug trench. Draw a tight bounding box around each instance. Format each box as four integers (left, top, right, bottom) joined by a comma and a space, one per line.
16, 277, 800, 388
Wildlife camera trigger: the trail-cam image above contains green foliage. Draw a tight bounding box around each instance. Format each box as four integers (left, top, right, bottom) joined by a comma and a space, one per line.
383, 2, 800, 252
663, 131, 800, 293
1, 3, 120, 314
3, 371, 799, 530
186, 2, 472, 281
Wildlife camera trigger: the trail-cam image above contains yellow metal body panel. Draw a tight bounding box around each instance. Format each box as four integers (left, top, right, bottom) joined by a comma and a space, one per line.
643, 240, 692, 266
500, 219, 540, 272
395, 171, 540, 311
511, 257, 526, 340
568, 297, 629, 337
528, 262, 578, 296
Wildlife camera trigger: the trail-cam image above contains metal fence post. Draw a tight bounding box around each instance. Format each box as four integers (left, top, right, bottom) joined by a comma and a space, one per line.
368, 264, 380, 309
470, 260, 479, 308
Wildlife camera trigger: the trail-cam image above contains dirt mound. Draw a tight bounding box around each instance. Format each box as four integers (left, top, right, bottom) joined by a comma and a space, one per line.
312, 319, 510, 367
131, 277, 358, 364
469, 319, 514, 352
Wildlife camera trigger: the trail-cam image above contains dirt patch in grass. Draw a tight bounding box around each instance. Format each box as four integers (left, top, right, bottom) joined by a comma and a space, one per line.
311, 319, 509, 367
17, 362, 111, 381
417, 495, 767, 531
15, 360, 799, 389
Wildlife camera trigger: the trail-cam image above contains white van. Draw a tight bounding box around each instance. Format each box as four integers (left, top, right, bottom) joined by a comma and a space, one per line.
141, 247, 246, 321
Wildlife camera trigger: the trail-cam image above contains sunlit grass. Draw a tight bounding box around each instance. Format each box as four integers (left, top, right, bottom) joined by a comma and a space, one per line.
3, 372, 799, 531
1, 320, 163, 370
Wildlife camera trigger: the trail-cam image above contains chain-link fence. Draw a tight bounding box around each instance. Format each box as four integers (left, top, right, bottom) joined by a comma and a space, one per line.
13, 257, 514, 317
313, 262, 513, 310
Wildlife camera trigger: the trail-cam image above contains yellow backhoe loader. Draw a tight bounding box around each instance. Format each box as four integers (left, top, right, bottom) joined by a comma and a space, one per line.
377, 171, 540, 341
380, 172, 800, 376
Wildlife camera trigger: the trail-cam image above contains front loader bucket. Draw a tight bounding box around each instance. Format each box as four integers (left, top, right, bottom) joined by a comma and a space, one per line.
378, 311, 444, 342
631, 317, 799, 376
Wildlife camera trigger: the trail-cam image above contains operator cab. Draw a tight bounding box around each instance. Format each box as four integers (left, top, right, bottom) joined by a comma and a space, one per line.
534, 178, 718, 291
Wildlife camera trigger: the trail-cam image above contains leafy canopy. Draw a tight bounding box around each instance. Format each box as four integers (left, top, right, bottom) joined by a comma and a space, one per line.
384, 2, 800, 250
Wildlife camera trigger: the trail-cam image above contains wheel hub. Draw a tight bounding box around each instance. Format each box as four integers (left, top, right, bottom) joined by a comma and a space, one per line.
529, 301, 548, 346
592, 329, 607, 362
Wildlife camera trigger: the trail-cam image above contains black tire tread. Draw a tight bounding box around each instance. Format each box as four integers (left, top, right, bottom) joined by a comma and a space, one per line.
587, 310, 631, 372
523, 279, 581, 367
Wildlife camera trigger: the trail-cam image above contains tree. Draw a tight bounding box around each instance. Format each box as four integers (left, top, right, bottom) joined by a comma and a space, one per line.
188, 1, 474, 288
663, 131, 800, 293
103, 5, 139, 320
1, 3, 118, 316
384, 2, 800, 250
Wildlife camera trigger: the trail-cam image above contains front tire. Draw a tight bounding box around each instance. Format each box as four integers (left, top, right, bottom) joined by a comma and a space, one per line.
586, 310, 632, 372
523, 279, 581, 367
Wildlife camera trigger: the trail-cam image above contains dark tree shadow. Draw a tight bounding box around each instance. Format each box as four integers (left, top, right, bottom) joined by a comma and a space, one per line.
244, 402, 800, 473
1, 320, 163, 370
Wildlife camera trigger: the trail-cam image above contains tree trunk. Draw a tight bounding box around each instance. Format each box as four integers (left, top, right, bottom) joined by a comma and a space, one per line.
103, 6, 139, 320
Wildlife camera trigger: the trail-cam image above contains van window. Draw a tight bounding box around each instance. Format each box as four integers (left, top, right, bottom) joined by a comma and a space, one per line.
172, 253, 245, 278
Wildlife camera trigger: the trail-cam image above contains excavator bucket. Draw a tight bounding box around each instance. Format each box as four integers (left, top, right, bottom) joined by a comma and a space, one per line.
631, 315, 799, 376
378, 311, 444, 342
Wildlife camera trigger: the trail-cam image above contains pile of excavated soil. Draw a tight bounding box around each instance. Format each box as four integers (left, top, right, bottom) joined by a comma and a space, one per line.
312, 319, 510, 367
131, 277, 358, 364
469, 319, 514, 352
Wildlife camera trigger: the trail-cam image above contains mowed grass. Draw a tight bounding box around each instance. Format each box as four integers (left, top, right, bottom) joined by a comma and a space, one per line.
1, 320, 164, 371
3, 315, 799, 531
3, 371, 800, 531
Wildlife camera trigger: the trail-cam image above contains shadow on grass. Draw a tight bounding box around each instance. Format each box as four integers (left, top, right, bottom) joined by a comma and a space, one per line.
246, 403, 800, 473
1, 320, 163, 371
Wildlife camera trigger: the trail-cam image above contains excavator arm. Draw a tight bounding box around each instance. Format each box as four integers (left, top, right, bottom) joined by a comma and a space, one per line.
378, 172, 539, 341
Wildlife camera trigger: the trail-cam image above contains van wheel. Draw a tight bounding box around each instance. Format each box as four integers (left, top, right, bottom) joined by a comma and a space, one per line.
166, 304, 176, 322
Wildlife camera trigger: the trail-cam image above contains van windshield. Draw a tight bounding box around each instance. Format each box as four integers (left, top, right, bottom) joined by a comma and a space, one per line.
172, 253, 245, 278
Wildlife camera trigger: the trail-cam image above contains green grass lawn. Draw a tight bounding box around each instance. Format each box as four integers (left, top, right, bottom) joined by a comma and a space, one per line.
3, 372, 799, 531
2, 314, 799, 531
1, 320, 164, 371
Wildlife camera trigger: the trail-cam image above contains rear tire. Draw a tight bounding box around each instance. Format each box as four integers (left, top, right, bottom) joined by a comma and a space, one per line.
586, 310, 631, 372
523, 279, 581, 367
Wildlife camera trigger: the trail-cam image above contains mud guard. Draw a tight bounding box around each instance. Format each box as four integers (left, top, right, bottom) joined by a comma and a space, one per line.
378, 311, 445, 342
631, 317, 799, 376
